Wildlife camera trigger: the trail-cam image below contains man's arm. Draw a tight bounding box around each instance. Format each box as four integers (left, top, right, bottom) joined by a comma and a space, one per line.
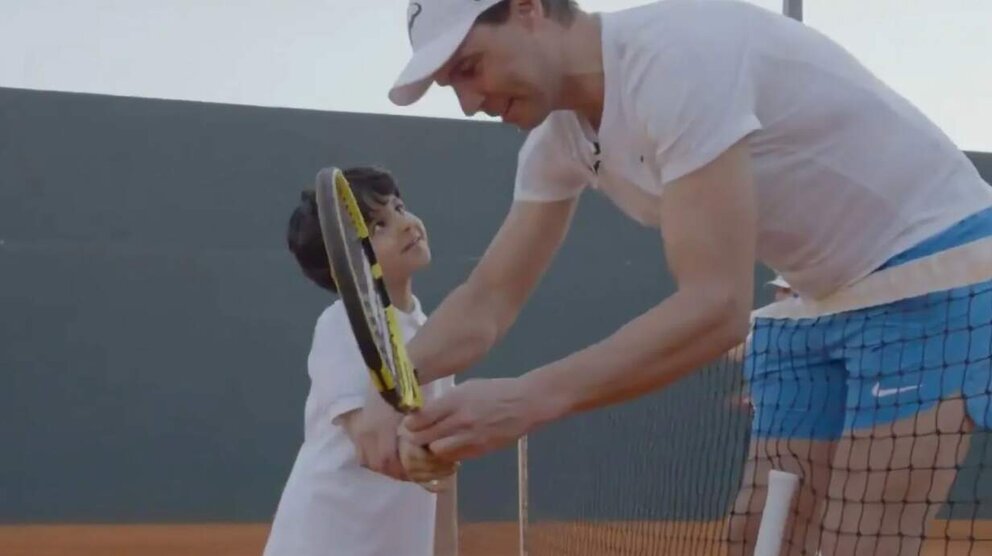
352, 197, 576, 479
402, 141, 759, 462
522, 140, 756, 421
409, 197, 578, 383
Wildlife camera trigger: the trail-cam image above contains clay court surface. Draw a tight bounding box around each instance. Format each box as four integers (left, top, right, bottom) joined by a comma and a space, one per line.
3, 520, 989, 555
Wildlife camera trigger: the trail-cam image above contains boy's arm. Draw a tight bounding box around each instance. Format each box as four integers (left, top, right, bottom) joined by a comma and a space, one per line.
309, 307, 414, 478
337, 408, 362, 438
433, 475, 458, 556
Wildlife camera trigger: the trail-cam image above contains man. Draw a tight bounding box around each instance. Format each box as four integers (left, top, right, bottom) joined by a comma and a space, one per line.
348, 1, 992, 554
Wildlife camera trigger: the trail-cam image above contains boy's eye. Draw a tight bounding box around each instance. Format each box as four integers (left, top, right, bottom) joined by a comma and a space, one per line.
395, 203, 406, 213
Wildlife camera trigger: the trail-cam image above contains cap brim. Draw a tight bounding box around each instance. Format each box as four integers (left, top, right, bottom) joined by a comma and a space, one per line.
388, 17, 476, 106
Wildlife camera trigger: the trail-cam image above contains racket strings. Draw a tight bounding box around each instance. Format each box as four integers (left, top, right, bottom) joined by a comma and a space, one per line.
342, 209, 399, 386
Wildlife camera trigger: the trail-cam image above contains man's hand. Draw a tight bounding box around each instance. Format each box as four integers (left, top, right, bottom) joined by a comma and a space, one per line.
340, 388, 406, 480
398, 433, 458, 491
402, 378, 551, 462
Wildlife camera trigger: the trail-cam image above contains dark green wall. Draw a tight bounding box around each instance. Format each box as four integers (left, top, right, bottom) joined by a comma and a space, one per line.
1, 87, 989, 524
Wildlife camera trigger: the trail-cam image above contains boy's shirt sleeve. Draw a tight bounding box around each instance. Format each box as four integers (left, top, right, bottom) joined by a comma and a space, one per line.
307, 305, 371, 424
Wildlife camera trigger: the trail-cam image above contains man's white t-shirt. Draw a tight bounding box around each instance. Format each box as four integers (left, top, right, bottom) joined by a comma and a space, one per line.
264, 297, 452, 556
515, 0, 992, 299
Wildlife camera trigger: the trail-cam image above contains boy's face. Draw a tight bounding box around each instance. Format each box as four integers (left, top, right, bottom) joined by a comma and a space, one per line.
367, 195, 431, 281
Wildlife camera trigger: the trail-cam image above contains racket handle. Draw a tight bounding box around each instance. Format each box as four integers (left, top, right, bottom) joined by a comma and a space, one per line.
754, 469, 800, 556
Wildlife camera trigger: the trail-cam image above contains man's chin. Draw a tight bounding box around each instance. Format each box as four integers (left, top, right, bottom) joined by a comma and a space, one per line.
504, 109, 548, 131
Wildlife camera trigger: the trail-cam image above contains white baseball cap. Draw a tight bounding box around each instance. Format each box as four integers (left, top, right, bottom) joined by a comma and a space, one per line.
389, 0, 504, 106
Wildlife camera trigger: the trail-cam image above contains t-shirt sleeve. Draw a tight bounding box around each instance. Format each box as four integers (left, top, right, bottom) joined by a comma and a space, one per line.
306, 307, 369, 424
513, 116, 590, 202
625, 24, 761, 187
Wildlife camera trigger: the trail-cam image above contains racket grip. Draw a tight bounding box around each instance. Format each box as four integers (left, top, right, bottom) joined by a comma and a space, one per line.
754, 469, 800, 556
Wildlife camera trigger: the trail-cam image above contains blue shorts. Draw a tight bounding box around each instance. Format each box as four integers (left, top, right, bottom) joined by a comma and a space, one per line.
745, 207, 992, 440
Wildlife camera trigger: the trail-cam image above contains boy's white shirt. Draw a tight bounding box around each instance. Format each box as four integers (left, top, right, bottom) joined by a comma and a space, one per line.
264, 296, 454, 556
515, 0, 992, 299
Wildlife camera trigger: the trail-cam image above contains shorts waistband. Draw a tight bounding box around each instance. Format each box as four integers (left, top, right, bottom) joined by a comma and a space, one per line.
880, 205, 992, 271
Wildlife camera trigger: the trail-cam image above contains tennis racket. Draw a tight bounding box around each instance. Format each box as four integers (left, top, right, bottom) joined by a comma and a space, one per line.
314, 167, 423, 413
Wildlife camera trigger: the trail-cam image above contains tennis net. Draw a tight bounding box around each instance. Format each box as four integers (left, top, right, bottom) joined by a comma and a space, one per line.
517, 237, 992, 555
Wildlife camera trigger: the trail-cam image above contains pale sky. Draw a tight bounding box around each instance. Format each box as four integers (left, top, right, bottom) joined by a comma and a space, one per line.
2, 0, 989, 150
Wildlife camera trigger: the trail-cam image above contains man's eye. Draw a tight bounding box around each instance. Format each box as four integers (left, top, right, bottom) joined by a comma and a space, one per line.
457, 60, 477, 78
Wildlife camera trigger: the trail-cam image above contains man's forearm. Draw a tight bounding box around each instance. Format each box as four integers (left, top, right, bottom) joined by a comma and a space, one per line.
409, 199, 575, 385
521, 288, 751, 423
408, 281, 510, 384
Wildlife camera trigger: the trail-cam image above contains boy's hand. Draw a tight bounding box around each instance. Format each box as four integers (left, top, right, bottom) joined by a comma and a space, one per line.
399, 425, 459, 491
340, 389, 407, 480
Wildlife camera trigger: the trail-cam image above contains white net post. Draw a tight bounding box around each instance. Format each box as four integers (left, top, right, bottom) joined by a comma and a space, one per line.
754, 470, 800, 556
763, 1, 801, 552
518, 435, 529, 556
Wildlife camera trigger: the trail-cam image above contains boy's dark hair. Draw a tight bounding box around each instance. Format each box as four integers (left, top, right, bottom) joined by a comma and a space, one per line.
287, 166, 401, 293
476, 0, 580, 26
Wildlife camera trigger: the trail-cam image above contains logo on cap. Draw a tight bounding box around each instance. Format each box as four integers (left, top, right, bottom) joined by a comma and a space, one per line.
407, 2, 423, 40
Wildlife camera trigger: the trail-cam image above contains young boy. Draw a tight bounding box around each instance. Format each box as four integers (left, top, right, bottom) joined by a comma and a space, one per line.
264, 166, 457, 556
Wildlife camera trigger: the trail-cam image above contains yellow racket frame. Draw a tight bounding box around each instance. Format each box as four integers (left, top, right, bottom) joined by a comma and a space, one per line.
317, 167, 423, 413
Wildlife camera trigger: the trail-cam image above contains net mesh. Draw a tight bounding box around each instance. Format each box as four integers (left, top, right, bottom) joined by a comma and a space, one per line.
519, 356, 750, 555
518, 254, 992, 555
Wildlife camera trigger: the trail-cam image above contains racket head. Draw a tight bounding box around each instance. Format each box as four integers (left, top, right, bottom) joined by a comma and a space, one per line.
314, 167, 423, 413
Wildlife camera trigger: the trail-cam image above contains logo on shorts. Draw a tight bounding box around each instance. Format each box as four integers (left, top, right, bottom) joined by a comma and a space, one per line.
871, 382, 920, 398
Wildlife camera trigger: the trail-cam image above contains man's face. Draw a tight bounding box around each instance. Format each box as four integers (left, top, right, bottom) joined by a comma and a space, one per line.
434, 18, 560, 130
